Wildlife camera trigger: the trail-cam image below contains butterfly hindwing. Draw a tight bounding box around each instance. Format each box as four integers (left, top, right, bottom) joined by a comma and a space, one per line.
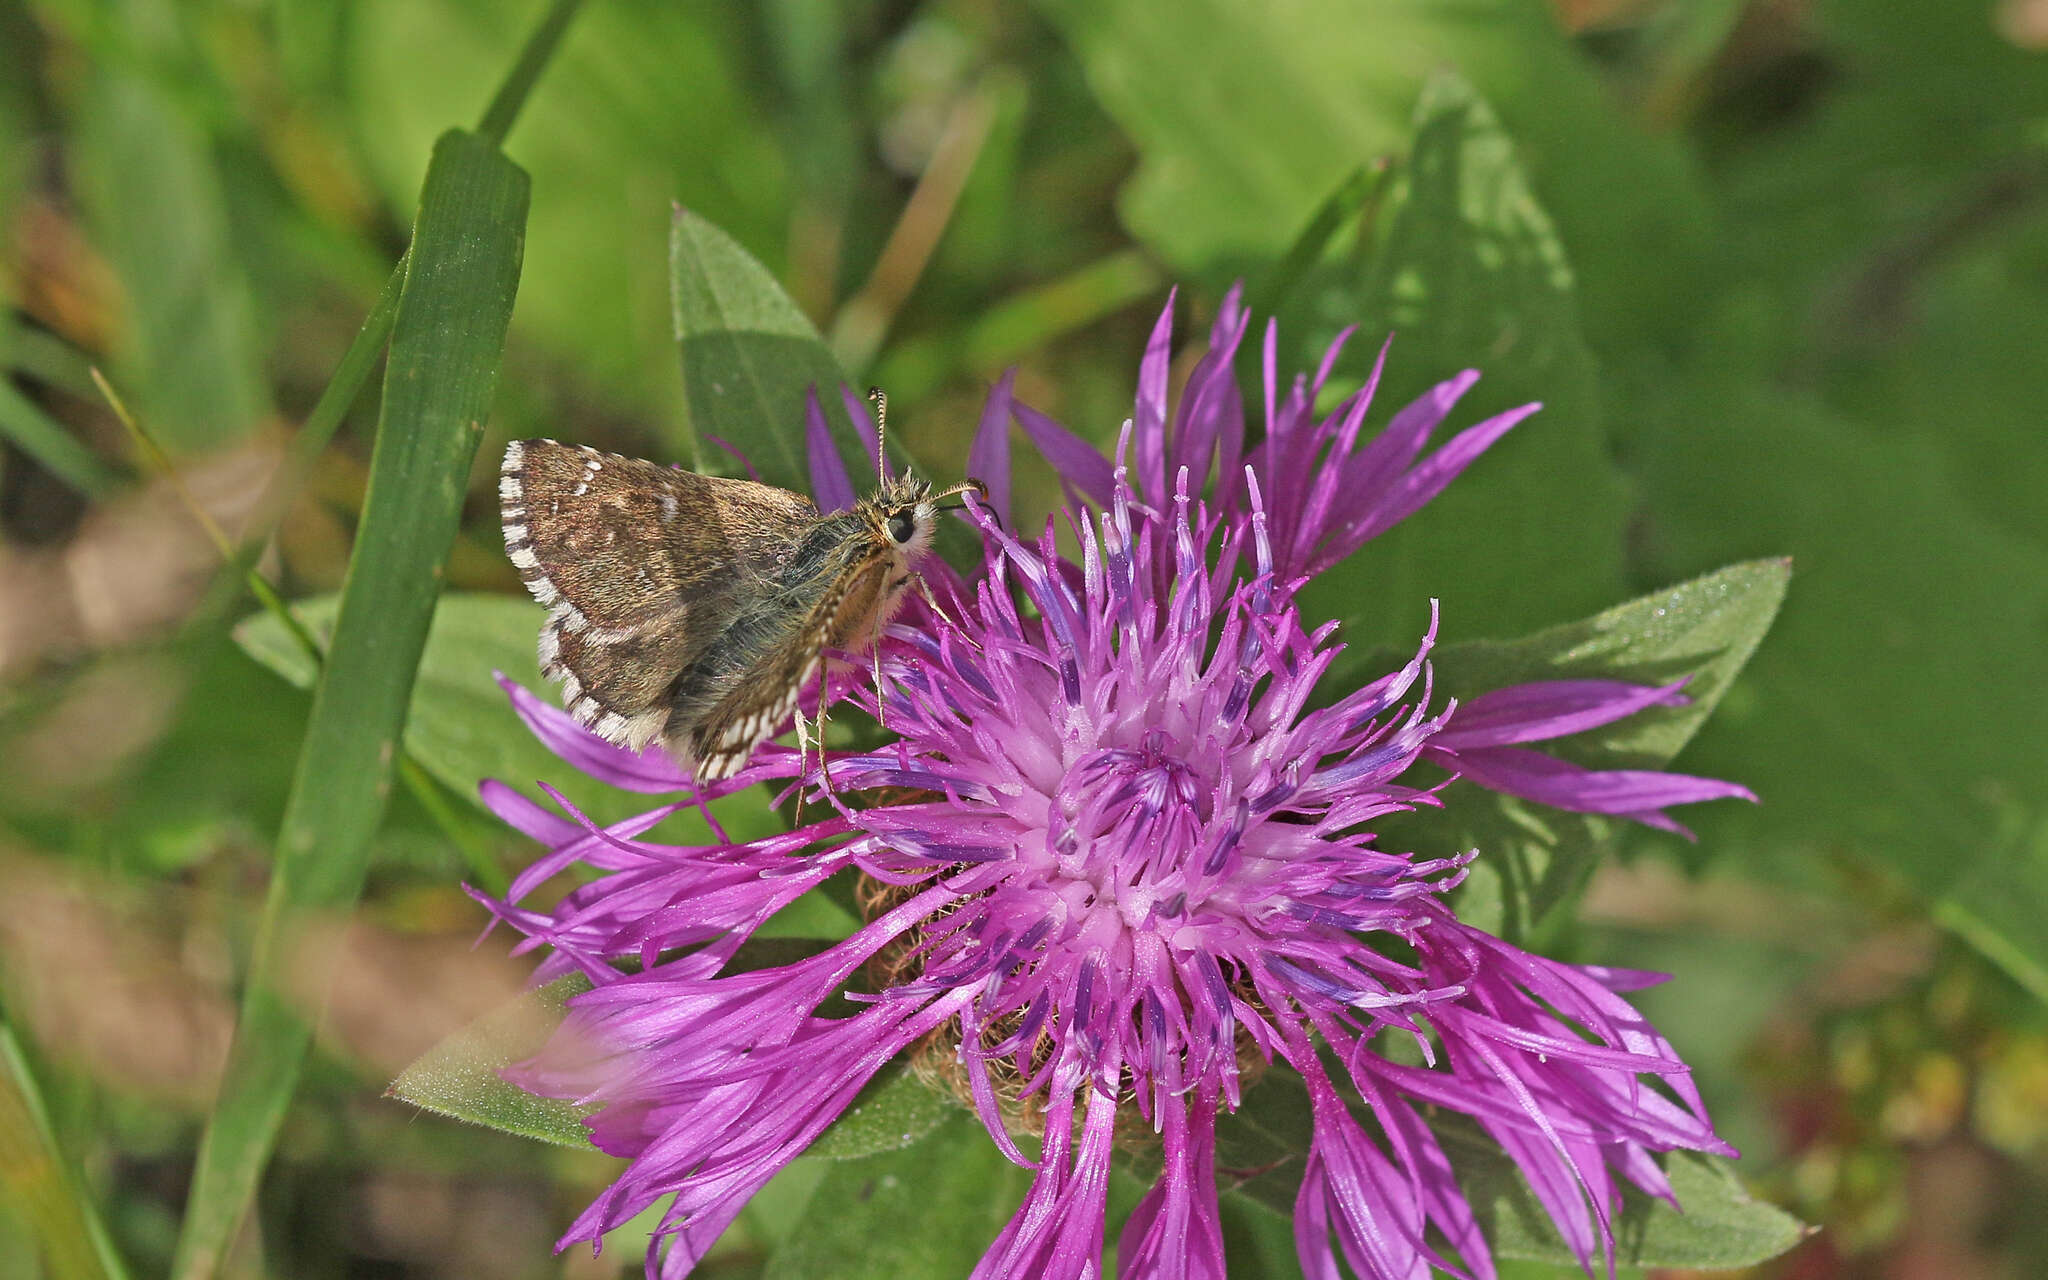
682, 549, 894, 780
500, 439, 818, 749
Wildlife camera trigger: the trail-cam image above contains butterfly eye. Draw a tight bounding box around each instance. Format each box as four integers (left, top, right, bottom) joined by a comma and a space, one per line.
888, 510, 917, 544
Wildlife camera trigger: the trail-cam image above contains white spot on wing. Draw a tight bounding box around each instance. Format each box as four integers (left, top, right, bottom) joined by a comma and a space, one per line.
509, 546, 540, 571
503, 523, 528, 545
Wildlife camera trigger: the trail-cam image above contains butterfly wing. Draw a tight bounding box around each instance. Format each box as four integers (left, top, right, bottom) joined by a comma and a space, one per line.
500, 439, 817, 751
680, 545, 894, 780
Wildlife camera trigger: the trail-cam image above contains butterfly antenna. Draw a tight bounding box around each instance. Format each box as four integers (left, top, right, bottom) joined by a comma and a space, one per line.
866, 387, 889, 486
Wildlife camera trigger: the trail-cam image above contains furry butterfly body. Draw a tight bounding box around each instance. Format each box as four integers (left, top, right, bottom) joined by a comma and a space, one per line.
500, 439, 979, 780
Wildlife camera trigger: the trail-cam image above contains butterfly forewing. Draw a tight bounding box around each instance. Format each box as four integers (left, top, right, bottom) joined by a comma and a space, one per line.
500, 439, 817, 749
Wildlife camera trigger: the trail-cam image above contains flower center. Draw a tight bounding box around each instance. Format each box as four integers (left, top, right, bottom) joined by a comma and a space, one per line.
1047, 731, 1217, 930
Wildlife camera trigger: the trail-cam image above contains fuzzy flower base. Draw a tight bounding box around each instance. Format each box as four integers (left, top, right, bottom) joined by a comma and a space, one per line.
478, 289, 1751, 1280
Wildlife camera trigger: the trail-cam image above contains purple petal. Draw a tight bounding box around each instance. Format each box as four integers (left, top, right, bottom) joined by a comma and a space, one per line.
1134, 289, 1176, 505
1433, 679, 1690, 750
1117, 1085, 1225, 1280
968, 370, 1017, 528
498, 674, 691, 793
805, 387, 857, 513
702, 434, 761, 481
1321, 402, 1539, 568
1012, 400, 1114, 506
1429, 743, 1757, 821
1338, 369, 1480, 507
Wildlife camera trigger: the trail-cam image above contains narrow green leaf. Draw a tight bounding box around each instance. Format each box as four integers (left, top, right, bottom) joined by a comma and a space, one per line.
1212, 1074, 1806, 1271
387, 977, 594, 1149
1249, 161, 1388, 320
474, 0, 586, 147
803, 1063, 964, 1160
236, 592, 658, 828
764, 1113, 1030, 1280
0, 1019, 131, 1280
669, 205, 871, 491
0, 313, 105, 401
0, 378, 122, 496
171, 129, 528, 1280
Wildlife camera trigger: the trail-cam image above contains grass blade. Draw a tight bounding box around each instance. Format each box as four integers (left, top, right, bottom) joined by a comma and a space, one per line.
169, 129, 529, 1279
476, 0, 587, 146
0, 378, 122, 496
0, 1017, 131, 1280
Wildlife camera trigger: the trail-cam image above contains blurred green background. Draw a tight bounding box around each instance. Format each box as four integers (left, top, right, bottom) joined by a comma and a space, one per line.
2, 0, 2046, 1276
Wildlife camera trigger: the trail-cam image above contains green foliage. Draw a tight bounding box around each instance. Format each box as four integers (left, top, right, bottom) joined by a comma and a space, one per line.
762, 1113, 1032, 1280
1288, 72, 1632, 651
172, 128, 530, 1279
669, 206, 871, 489
236, 591, 681, 829
0, 1021, 131, 1280
1639, 384, 2048, 984
387, 977, 594, 1149
1378, 560, 1790, 945
346, 0, 786, 434
1035, 0, 1710, 331
6, 0, 2046, 1274
69, 24, 270, 454
801, 1063, 966, 1160
1200, 1071, 1806, 1271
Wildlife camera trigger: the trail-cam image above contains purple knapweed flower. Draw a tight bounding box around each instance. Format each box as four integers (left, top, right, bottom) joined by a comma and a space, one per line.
478, 288, 1752, 1279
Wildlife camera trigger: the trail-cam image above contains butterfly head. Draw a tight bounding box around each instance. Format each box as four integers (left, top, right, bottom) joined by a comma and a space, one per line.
856, 471, 991, 563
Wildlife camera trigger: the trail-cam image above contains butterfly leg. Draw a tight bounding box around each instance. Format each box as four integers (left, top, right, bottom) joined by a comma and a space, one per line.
812, 677, 851, 816
914, 573, 964, 634
791, 699, 816, 826
870, 643, 888, 732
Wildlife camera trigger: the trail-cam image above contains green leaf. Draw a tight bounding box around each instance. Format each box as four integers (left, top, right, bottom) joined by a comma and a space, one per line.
387, 976, 594, 1149
235, 591, 658, 828
1440, 1119, 1808, 1269
388, 974, 957, 1161
764, 1113, 1030, 1280
1368, 560, 1788, 945
346, 0, 788, 438
0, 1019, 132, 1280
1429, 559, 1793, 769
1640, 384, 2048, 996
71, 49, 271, 454
172, 128, 529, 1280
1212, 1073, 1806, 1271
803, 1063, 964, 1161
1291, 72, 1631, 656
0, 378, 121, 497
1034, 0, 1709, 334
669, 205, 871, 492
